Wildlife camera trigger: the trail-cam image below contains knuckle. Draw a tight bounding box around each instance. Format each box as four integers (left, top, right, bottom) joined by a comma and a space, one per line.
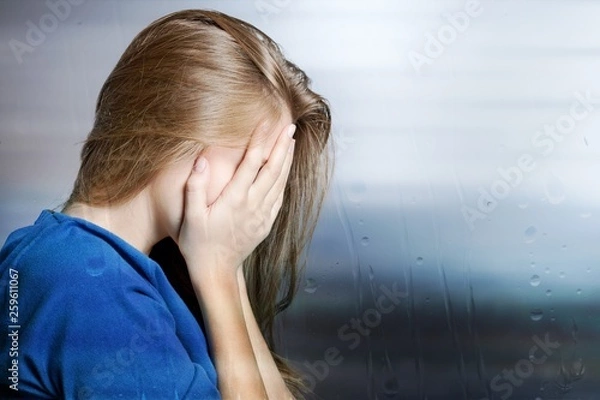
246, 213, 270, 237
247, 151, 264, 170
263, 164, 280, 181
244, 213, 263, 233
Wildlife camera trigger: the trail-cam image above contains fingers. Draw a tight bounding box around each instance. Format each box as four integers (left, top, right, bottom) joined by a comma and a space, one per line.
250, 124, 296, 201
263, 137, 294, 209
184, 156, 210, 220
269, 182, 286, 222
223, 122, 270, 199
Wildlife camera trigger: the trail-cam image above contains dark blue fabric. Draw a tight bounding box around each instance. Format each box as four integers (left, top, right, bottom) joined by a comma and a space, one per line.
0, 210, 220, 399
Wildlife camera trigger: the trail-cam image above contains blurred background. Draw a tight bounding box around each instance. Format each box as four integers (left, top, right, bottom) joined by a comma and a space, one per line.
1, 1, 599, 399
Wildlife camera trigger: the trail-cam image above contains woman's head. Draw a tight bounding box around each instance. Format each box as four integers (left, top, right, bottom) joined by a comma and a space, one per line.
67, 10, 328, 205
65, 9, 332, 396
149, 113, 294, 241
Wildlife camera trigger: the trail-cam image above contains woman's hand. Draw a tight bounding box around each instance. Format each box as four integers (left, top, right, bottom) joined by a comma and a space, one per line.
177, 122, 296, 280
175, 122, 296, 399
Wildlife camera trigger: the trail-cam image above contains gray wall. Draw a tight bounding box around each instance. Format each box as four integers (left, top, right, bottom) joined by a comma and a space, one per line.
1, 1, 599, 399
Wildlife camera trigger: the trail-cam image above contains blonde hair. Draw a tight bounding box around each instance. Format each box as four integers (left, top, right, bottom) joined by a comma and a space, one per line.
64, 9, 332, 397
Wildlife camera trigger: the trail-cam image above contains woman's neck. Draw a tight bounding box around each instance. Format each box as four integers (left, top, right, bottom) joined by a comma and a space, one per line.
62, 192, 165, 255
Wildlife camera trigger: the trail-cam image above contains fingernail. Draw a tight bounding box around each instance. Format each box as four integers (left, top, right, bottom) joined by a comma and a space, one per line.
287, 125, 296, 138
194, 157, 207, 173
288, 139, 295, 153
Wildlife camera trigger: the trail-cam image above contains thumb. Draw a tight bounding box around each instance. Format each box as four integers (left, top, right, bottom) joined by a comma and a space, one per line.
185, 156, 209, 215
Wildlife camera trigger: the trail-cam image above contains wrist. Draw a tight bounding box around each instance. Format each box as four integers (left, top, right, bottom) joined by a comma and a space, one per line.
190, 266, 237, 291
186, 261, 241, 305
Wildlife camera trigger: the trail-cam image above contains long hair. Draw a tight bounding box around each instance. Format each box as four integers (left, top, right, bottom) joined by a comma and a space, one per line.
63, 9, 332, 397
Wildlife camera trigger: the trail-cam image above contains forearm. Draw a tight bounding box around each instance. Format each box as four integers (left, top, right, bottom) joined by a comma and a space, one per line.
190, 266, 267, 399
237, 268, 295, 400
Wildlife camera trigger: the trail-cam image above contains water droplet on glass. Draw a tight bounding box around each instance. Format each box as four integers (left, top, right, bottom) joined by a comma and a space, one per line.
561, 244, 567, 250
580, 212, 592, 219
368, 265, 375, 281
546, 289, 552, 297
531, 262, 536, 268
360, 236, 369, 246
530, 275, 541, 287
347, 181, 366, 203
425, 297, 430, 303
576, 289, 582, 295
530, 309, 544, 321
358, 219, 364, 225
524, 226, 537, 243
559, 271, 565, 279
416, 257, 424, 265
586, 267, 591, 273
518, 203, 529, 209
304, 278, 318, 294
543, 173, 566, 205
550, 308, 554, 313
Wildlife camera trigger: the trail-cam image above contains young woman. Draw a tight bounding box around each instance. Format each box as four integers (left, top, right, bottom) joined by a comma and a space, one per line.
0, 9, 332, 399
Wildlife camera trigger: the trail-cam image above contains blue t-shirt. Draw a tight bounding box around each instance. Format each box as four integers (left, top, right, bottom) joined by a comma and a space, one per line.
0, 210, 220, 399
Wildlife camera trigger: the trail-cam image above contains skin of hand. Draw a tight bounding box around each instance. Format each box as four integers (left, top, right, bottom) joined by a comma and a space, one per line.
175, 121, 296, 399
176, 122, 296, 275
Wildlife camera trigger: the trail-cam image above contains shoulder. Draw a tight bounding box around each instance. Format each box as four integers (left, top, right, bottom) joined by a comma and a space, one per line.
0, 211, 174, 336
0, 210, 172, 340
1, 210, 161, 293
